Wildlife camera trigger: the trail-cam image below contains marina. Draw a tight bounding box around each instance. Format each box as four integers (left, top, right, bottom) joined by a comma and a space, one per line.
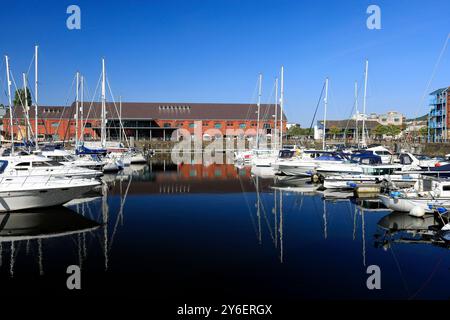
0, 0, 450, 310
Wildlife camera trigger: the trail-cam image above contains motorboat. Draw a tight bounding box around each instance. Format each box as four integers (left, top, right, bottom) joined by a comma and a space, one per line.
0, 155, 102, 179
274, 151, 348, 177
379, 177, 450, 213
0, 176, 100, 212
41, 148, 106, 171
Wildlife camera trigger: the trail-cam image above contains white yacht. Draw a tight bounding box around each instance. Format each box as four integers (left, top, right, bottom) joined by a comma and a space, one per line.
0, 176, 100, 212
274, 151, 347, 177
41, 149, 106, 171
0, 155, 102, 179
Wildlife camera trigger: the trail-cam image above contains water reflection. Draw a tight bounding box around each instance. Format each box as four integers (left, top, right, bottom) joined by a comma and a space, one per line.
375, 212, 450, 250
0, 160, 448, 298
0, 207, 100, 277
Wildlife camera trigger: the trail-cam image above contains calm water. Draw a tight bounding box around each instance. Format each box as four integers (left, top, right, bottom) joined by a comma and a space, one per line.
0, 160, 449, 300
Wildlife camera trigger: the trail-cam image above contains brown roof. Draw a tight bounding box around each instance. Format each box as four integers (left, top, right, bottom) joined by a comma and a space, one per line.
6, 102, 288, 122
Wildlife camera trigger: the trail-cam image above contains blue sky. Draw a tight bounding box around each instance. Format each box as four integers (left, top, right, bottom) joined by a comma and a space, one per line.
0, 0, 449, 126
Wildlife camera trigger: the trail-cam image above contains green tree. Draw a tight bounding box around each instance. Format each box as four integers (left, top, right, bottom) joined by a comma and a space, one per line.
328, 126, 341, 139
385, 125, 402, 137
418, 126, 428, 137
372, 125, 387, 138
13, 88, 32, 107
287, 125, 302, 136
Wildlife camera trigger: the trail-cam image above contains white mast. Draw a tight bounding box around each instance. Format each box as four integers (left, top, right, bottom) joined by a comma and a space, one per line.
34, 45, 39, 149
323, 77, 329, 150
274, 77, 278, 150
279, 66, 284, 147
80, 75, 84, 143
119, 96, 122, 144
101, 58, 106, 148
23, 73, 30, 141
256, 73, 262, 149
75, 71, 80, 148
354, 81, 359, 145
5, 56, 14, 155
362, 60, 369, 147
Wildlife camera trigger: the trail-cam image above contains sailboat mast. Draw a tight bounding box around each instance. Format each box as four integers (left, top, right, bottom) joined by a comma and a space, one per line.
5, 56, 14, 155
34, 45, 39, 150
279, 66, 284, 148
119, 96, 122, 144
274, 77, 278, 150
101, 58, 106, 148
75, 71, 80, 148
323, 77, 329, 150
80, 75, 84, 143
256, 73, 262, 149
23, 73, 30, 141
362, 60, 369, 147
354, 81, 358, 145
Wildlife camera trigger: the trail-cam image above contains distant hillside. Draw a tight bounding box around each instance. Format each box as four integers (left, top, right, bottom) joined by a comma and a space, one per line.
407, 114, 428, 121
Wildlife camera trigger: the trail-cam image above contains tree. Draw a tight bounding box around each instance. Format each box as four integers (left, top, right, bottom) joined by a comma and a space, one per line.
13, 88, 32, 107
418, 126, 428, 137
373, 125, 387, 138
287, 126, 313, 137
385, 125, 402, 137
328, 126, 341, 139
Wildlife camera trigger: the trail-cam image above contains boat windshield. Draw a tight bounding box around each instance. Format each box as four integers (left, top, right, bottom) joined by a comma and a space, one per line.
0, 160, 8, 173
363, 167, 395, 175
32, 161, 64, 167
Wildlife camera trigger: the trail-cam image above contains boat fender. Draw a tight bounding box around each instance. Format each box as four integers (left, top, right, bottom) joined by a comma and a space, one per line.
436, 207, 448, 215
347, 182, 357, 189
409, 206, 425, 218
442, 223, 450, 231
390, 191, 401, 199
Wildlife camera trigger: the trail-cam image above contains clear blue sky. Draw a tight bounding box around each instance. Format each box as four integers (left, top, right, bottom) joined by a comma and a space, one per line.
0, 0, 449, 126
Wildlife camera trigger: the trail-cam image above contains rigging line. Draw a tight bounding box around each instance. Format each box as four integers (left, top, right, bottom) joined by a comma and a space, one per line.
106, 77, 130, 147
413, 33, 449, 140
259, 192, 275, 242
389, 244, 411, 298
244, 76, 260, 124
408, 252, 445, 300
80, 72, 102, 135
308, 81, 326, 133
343, 76, 365, 140
9, 73, 31, 141
54, 74, 77, 141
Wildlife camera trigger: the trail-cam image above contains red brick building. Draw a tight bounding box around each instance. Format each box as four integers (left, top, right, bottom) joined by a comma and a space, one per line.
3, 102, 287, 142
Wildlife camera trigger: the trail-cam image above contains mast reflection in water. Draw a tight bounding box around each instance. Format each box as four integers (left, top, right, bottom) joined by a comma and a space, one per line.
0, 161, 448, 299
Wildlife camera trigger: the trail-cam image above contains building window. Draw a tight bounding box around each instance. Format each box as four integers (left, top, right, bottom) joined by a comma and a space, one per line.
85, 122, 92, 128
214, 123, 222, 129
51, 122, 58, 127
239, 123, 246, 129
203, 122, 209, 126
227, 122, 233, 127
189, 123, 196, 128
394, 118, 400, 122
251, 123, 257, 127
263, 123, 271, 129
163, 123, 171, 128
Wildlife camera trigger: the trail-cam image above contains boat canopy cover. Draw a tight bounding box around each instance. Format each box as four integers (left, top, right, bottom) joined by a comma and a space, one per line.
315, 153, 346, 161
351, 153, 382, 164
76, 145, 107, 156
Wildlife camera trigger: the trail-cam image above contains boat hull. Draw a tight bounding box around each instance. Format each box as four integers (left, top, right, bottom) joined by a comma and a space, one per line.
0, 182, 99, 212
